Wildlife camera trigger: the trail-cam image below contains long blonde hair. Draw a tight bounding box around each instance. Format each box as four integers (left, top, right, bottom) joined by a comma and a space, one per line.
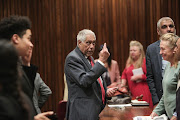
160, 33, 179, 68
126, 41, 145, 68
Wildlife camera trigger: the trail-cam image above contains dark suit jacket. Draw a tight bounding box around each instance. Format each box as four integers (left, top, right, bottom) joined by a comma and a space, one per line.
64, 47, 107, 120
146, 40, 163, 105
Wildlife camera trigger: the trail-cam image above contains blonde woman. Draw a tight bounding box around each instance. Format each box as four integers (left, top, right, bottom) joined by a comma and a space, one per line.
121, 41, 153, 107
150, 33, 180, 119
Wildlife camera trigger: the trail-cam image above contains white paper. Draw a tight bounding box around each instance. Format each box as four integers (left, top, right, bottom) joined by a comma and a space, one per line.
132, 67, 144, 75
132, 67, 144, 83
133, 114, 168, 120
108, 104, 132, 108
131, 100, 149, 106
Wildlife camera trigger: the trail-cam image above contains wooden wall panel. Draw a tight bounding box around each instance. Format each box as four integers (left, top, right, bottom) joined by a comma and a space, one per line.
0, 0, 180, 112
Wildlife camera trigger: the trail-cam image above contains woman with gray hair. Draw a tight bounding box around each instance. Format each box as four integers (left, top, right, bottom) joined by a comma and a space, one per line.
150, 33, 180, 119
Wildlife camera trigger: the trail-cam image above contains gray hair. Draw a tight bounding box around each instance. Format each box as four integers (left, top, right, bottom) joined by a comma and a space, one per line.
77, 29, 96, 45
157, 17, 174, 29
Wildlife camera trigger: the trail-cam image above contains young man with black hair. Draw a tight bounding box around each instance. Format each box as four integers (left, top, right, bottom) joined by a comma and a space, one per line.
0, 15, 53, 120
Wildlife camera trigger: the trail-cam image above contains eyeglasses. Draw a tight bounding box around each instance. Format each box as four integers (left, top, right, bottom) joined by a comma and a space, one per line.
161, 24, 174, 29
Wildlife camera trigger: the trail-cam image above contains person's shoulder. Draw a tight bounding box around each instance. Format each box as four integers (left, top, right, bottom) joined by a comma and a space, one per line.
65, 48, 79, 60
146, 40, 160, 53
94, 59, 98, 63
66, 48, 76, 57
177, 61, 180, 67
34, 73, 43, 85
65, 47, 84, 66
68, 47, 81, 57
36, 72, 40, 78
166, 61, 170, 66
147, 40, 160, 49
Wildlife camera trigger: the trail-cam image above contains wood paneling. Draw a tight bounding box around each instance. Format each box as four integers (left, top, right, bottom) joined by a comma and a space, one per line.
0, 0, 180, 112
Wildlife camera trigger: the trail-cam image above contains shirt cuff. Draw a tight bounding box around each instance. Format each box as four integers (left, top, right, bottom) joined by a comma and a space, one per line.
173, 112, 177, 117
97, 60, 105, 66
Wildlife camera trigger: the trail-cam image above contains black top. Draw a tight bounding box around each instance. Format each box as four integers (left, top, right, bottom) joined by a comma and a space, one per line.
22, 64, 38, 88
20, 64, 37, 115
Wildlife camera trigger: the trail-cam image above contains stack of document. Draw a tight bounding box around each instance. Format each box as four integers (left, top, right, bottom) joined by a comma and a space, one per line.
133, 114, 168, 120
131, 99, 149, 106
108, 104, 132, 108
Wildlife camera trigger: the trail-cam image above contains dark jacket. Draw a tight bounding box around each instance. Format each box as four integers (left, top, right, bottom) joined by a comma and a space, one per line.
146, 40, 163, 105
20, 65, 37, 116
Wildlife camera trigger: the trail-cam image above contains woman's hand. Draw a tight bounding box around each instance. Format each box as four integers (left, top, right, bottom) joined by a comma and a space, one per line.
150, 112, 158, 119
131, 75, 141, 81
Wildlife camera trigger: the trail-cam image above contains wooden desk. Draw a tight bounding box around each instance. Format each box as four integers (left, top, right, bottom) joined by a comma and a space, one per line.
99, 105, 153, 120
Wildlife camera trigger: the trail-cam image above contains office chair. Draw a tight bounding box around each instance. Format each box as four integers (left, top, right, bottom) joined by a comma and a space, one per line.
57, 100, 67, 120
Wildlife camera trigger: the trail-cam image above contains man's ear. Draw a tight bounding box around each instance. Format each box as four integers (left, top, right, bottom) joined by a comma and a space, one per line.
157, 28, 160, 36
11, 34, 20, 44
77, 40, 82, 47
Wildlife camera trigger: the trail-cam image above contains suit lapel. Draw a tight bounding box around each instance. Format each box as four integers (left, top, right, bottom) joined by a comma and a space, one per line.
75, 47, 104, 85
75, 47, 92, 70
